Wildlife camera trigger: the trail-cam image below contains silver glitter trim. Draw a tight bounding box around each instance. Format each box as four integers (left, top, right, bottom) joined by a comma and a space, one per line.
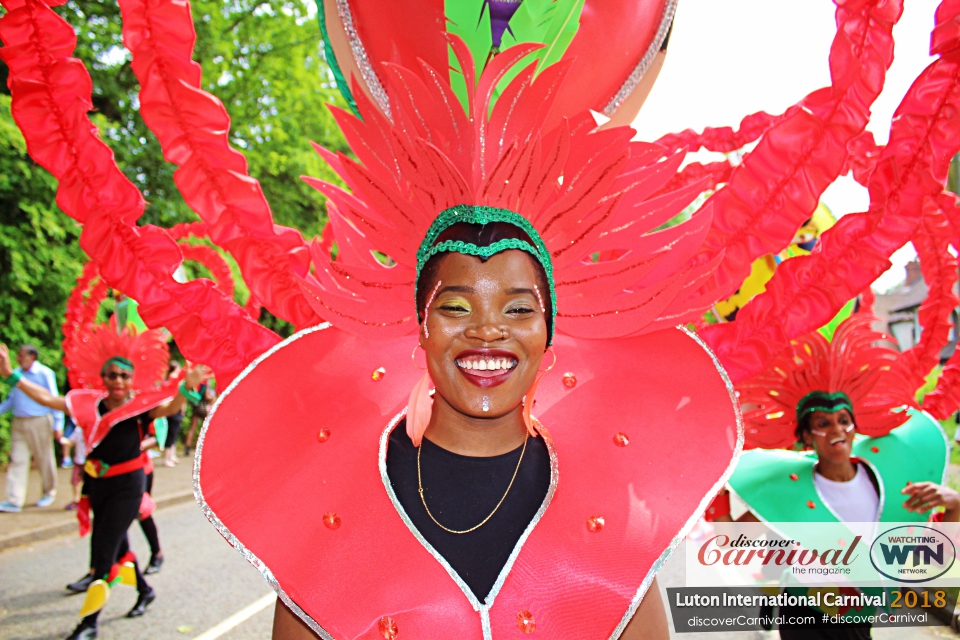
378, 413, 559, 640
482, 419, 559, 607
194, 323, 336, 640
608, 325, 744, 639
335, 0, 391, 120
602, 0, 678, 116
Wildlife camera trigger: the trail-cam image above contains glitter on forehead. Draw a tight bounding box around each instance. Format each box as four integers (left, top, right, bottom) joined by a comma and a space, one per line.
422, 280, 442, 339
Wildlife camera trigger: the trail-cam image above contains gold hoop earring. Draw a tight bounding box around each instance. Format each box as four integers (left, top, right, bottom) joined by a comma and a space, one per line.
412, 344, 428, 371
539, 347, 557, 373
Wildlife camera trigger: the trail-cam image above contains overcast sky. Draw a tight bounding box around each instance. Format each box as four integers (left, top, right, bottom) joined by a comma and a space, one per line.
632, 0, 941, 292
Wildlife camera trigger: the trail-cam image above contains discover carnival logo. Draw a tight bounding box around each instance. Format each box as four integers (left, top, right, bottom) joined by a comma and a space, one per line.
869, 526, 956, 583
697, 533, 861, 576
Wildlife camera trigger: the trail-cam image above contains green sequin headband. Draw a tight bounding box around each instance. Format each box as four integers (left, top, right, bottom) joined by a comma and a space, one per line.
796, 391, 853, 423
415, 205, 557, 344
101, 356, 134, 375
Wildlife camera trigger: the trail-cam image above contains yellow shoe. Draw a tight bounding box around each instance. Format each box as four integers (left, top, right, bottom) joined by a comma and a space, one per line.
78, 579, 110, 618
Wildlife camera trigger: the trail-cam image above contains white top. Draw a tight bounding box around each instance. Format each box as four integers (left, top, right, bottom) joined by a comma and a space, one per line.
813, 463, 879, 523
68, 426, 87, 464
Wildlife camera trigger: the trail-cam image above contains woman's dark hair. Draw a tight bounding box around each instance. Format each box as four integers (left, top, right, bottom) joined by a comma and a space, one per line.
416, 222, 553, 338
794, 399, 855, 441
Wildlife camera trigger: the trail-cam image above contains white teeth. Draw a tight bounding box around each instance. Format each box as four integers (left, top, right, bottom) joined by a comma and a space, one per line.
456, 356, 518, 371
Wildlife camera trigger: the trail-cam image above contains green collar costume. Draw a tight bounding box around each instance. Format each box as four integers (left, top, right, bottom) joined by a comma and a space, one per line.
729, 410, 949, 526
728, 410, 950, 619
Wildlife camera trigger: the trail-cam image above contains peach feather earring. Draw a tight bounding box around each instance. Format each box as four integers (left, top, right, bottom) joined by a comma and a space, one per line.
407, 280, 441, 447
522, 346, 556, 437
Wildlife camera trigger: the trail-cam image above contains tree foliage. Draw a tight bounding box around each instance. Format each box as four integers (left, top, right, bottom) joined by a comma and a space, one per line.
0, 0, 348, 461
0, 94, 87, 460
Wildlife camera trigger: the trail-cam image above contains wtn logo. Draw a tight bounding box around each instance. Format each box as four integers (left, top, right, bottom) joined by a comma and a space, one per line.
879, 541, 944, 566
870, 526, 956, 583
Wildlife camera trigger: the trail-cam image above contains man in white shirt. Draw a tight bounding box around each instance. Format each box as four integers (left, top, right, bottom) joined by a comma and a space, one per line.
0, 345, 64, 512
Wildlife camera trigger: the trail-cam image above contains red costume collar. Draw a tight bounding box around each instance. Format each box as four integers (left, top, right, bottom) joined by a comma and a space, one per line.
66, 388, 174, 451
196, 324, 741, 639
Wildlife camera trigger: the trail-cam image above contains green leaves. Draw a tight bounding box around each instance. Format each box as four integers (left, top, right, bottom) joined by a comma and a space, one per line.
0, 1, 351, 461
0, 93, 86, 461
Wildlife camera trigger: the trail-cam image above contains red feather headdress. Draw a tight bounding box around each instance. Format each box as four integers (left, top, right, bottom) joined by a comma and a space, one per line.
298, 41, 722, 340
62, 264, 170, 392
736, 314, 918, 450
64, 315, 170, 393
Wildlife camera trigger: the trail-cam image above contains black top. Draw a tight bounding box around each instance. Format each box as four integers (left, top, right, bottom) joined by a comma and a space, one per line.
387, 423, 551, 603
88, 400, 152, 465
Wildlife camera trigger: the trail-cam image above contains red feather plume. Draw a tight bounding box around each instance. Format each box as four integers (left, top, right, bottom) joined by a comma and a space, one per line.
300, 39, 724, 340
65, 316, 170, 393
737, 315, 917, 450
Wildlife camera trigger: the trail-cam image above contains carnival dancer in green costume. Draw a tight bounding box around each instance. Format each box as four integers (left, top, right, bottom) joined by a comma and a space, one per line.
712, 314, 957, 639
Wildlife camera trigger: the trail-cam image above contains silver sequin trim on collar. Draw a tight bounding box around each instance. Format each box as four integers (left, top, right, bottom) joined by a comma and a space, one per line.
602, 0, 677, 116
335, 0, 391, 119
608, 325, 744, 639
378, 413, 560, 640
194, 323, 336, 640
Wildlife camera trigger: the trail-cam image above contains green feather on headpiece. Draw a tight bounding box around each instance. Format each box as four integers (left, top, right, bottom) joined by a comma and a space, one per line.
445, 0, 585, 111
101, 356, 134, 376
500, 0, 585, 74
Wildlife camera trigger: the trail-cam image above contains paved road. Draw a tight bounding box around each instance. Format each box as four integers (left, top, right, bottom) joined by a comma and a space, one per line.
0, 499, 953, 639
0, 500, 274, 640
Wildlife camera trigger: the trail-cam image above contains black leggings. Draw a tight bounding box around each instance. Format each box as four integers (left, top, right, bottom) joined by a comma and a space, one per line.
83, 470, 150, 624
138, 472, 160, 556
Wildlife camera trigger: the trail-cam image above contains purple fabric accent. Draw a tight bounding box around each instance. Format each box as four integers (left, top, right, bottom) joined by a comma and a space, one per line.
487, 0, 522, 48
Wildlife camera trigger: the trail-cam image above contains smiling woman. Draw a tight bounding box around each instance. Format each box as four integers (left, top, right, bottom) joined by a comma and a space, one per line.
196, 20, 741, 640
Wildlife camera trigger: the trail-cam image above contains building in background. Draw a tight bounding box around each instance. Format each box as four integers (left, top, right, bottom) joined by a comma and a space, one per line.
873, 260, 959, 361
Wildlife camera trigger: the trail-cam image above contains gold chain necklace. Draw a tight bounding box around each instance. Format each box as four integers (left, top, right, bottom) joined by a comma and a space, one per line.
417, 435, 528, 535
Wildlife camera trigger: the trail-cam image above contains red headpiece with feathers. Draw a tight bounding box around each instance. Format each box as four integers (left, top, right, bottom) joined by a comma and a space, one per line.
737, 314, 918, 450
298, 41, 721, 340
64, 315, 170, 392
62, 263, 170, 392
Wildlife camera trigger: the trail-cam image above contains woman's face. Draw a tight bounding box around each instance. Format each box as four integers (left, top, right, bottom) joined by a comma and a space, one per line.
803, 409, 855, 464
421, 250, 549, 419
102, 363, 134, 401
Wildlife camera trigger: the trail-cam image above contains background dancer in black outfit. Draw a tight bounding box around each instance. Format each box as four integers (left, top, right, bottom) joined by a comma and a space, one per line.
0, 341, 206, 640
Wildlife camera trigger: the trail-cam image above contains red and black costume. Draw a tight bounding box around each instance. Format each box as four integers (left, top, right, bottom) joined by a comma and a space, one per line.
62, 315, 175, 629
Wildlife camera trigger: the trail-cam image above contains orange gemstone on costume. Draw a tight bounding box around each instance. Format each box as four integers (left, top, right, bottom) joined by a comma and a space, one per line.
323, 512, 341, 530
317, 428, 331, 443
517, 610, 536, 634
789, 473, 798, 481
378, 616, 398, 639
587, 516, 605, 532
562, 372, 577, 388
613, 432, 629, 447
806, 501, 816, 509
371, 367, 386, 381
871, 446, 879, 453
